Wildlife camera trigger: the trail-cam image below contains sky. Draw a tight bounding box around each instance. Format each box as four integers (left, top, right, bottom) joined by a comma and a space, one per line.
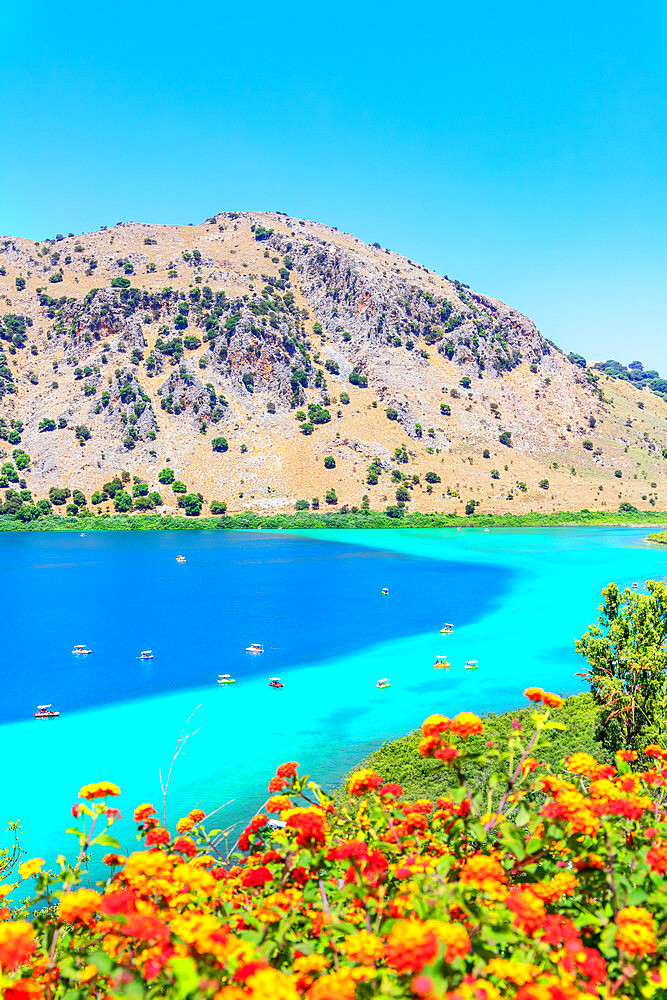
1, 1, 665, 369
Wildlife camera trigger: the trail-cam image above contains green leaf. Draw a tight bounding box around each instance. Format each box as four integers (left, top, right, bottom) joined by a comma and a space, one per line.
93, 833, 121, 849
170, 956, 200, 998
90, 950, 114, 975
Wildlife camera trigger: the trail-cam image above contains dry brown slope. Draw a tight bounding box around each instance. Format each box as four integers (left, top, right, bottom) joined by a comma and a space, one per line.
0, 210, 665, 515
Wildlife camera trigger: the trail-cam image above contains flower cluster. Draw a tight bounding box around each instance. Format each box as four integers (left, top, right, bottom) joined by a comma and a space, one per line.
2, 686, 667, 998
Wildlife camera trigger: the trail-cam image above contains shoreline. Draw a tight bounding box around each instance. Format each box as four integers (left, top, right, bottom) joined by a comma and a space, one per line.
1, 508, 667, 533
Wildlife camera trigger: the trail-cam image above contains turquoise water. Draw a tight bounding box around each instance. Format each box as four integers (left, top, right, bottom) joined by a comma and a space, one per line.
1, 526, 665, 870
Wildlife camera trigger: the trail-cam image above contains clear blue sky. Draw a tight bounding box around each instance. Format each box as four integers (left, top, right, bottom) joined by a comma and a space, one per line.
2, 1, 665, 369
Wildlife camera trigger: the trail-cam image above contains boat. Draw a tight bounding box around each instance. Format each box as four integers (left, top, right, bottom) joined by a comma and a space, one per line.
434, 656, 450, 669
269, 677, 284, 688
464, 660, 479, 670
176, 555, 186, 563
376, 677, 391, 689
632, 582, 638, 590
381, 588, 389, 596
139, 650, 153, 660
34, 704, 59, 719
440, 623, 454, 634
72, 644, 92, 655
218, 674, 236, 685
246, 643, 264, 654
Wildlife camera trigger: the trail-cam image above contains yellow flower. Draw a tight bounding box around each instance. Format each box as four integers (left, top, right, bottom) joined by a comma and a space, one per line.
18, 857, 45, 879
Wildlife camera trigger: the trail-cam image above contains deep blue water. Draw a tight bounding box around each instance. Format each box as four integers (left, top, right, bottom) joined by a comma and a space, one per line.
0, 531, 510, 724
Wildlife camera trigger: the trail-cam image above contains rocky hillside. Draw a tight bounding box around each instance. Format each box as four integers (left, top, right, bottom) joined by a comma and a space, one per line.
0, 211, 666, 517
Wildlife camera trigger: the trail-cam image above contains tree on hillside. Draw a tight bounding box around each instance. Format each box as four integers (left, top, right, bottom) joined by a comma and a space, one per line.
575, 581, 667, 751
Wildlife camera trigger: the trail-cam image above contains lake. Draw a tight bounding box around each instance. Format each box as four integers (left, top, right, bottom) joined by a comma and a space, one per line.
1, 526, 664, 868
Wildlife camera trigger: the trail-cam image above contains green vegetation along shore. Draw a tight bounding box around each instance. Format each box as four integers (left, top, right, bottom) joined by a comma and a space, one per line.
2, 506, 667, 532
648, 530, 667, 544
337, 692, 605, 804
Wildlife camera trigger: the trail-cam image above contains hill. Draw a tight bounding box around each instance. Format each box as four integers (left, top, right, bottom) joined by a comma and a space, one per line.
1, 211, 666, 517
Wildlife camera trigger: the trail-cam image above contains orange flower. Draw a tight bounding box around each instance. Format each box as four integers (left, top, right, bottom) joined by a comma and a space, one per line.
341, 931, 384, 964
188, 808, 206, 822
428, 920, 471, 963
485, 958, 540, 985
459, 854, 507, 891
422, 714, 451, 737
307, 969, 357, 1000
347, 769, 383, 796
293, 953, 329, 989
542, 691, 564, 708
3, 981, 45, 999
505, 888, 546, 934
450, 712, 482, 738
523, 687, 544, 702
566, 752, 599, 776
418, 735, 443, 757
176, 816, 195, 833
616, 907, 656, 955
101, 853, 126, 866
0, 921, 37, 972
133, 803, 157, 821
246, 967, 299, 999
520, 757, 540, 775
57, 888, 101, 925
386, 920, 438, 973
267, 795, 293, 812
78, 781, 120, 800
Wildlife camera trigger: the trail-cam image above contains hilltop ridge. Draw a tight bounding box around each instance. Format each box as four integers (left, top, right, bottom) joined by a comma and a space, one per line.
0, 211, 666, 518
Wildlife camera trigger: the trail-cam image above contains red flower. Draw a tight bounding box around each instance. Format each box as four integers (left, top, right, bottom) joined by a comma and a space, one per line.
100, 890, 138, 916
524, 687, 544, 702
434, 744, 459, 761
285, 808, 326, 847
173, 836, 197, 857
268, 776, 288, 793
249, 814, 268, 832
233, 961, 269, 983
145, 827, 170, 847
379, 783, 403, 799
241, 866, 273, 888
276, 761, 299, 778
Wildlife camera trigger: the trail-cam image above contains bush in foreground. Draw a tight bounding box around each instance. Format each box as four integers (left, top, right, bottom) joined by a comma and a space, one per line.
2, 688, 667, 998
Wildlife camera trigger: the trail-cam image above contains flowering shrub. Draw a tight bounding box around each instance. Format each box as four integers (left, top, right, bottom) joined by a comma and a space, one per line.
2, 692, 667, 998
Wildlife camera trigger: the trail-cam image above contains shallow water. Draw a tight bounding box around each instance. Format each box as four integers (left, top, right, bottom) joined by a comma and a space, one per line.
0, 526, 664, 870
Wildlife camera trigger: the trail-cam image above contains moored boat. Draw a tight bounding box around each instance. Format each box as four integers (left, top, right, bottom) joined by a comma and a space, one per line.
464, 659, 479, 670
269, 676, 284, 688
139, 650, 153, 659
218, 674, 236, 685
176, 555, 186, 563
434, 655, 450, 669
72, 644, 92, 655
440, 623, 454, 634
381, 588, 389, 596
246, 643, 264, 653
34, 704, 59, 719
376, 677, 391, 689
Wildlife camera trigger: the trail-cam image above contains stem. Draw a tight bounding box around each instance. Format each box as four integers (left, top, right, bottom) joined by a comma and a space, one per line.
46, 811, 101, 986
486, 727, 541, 833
